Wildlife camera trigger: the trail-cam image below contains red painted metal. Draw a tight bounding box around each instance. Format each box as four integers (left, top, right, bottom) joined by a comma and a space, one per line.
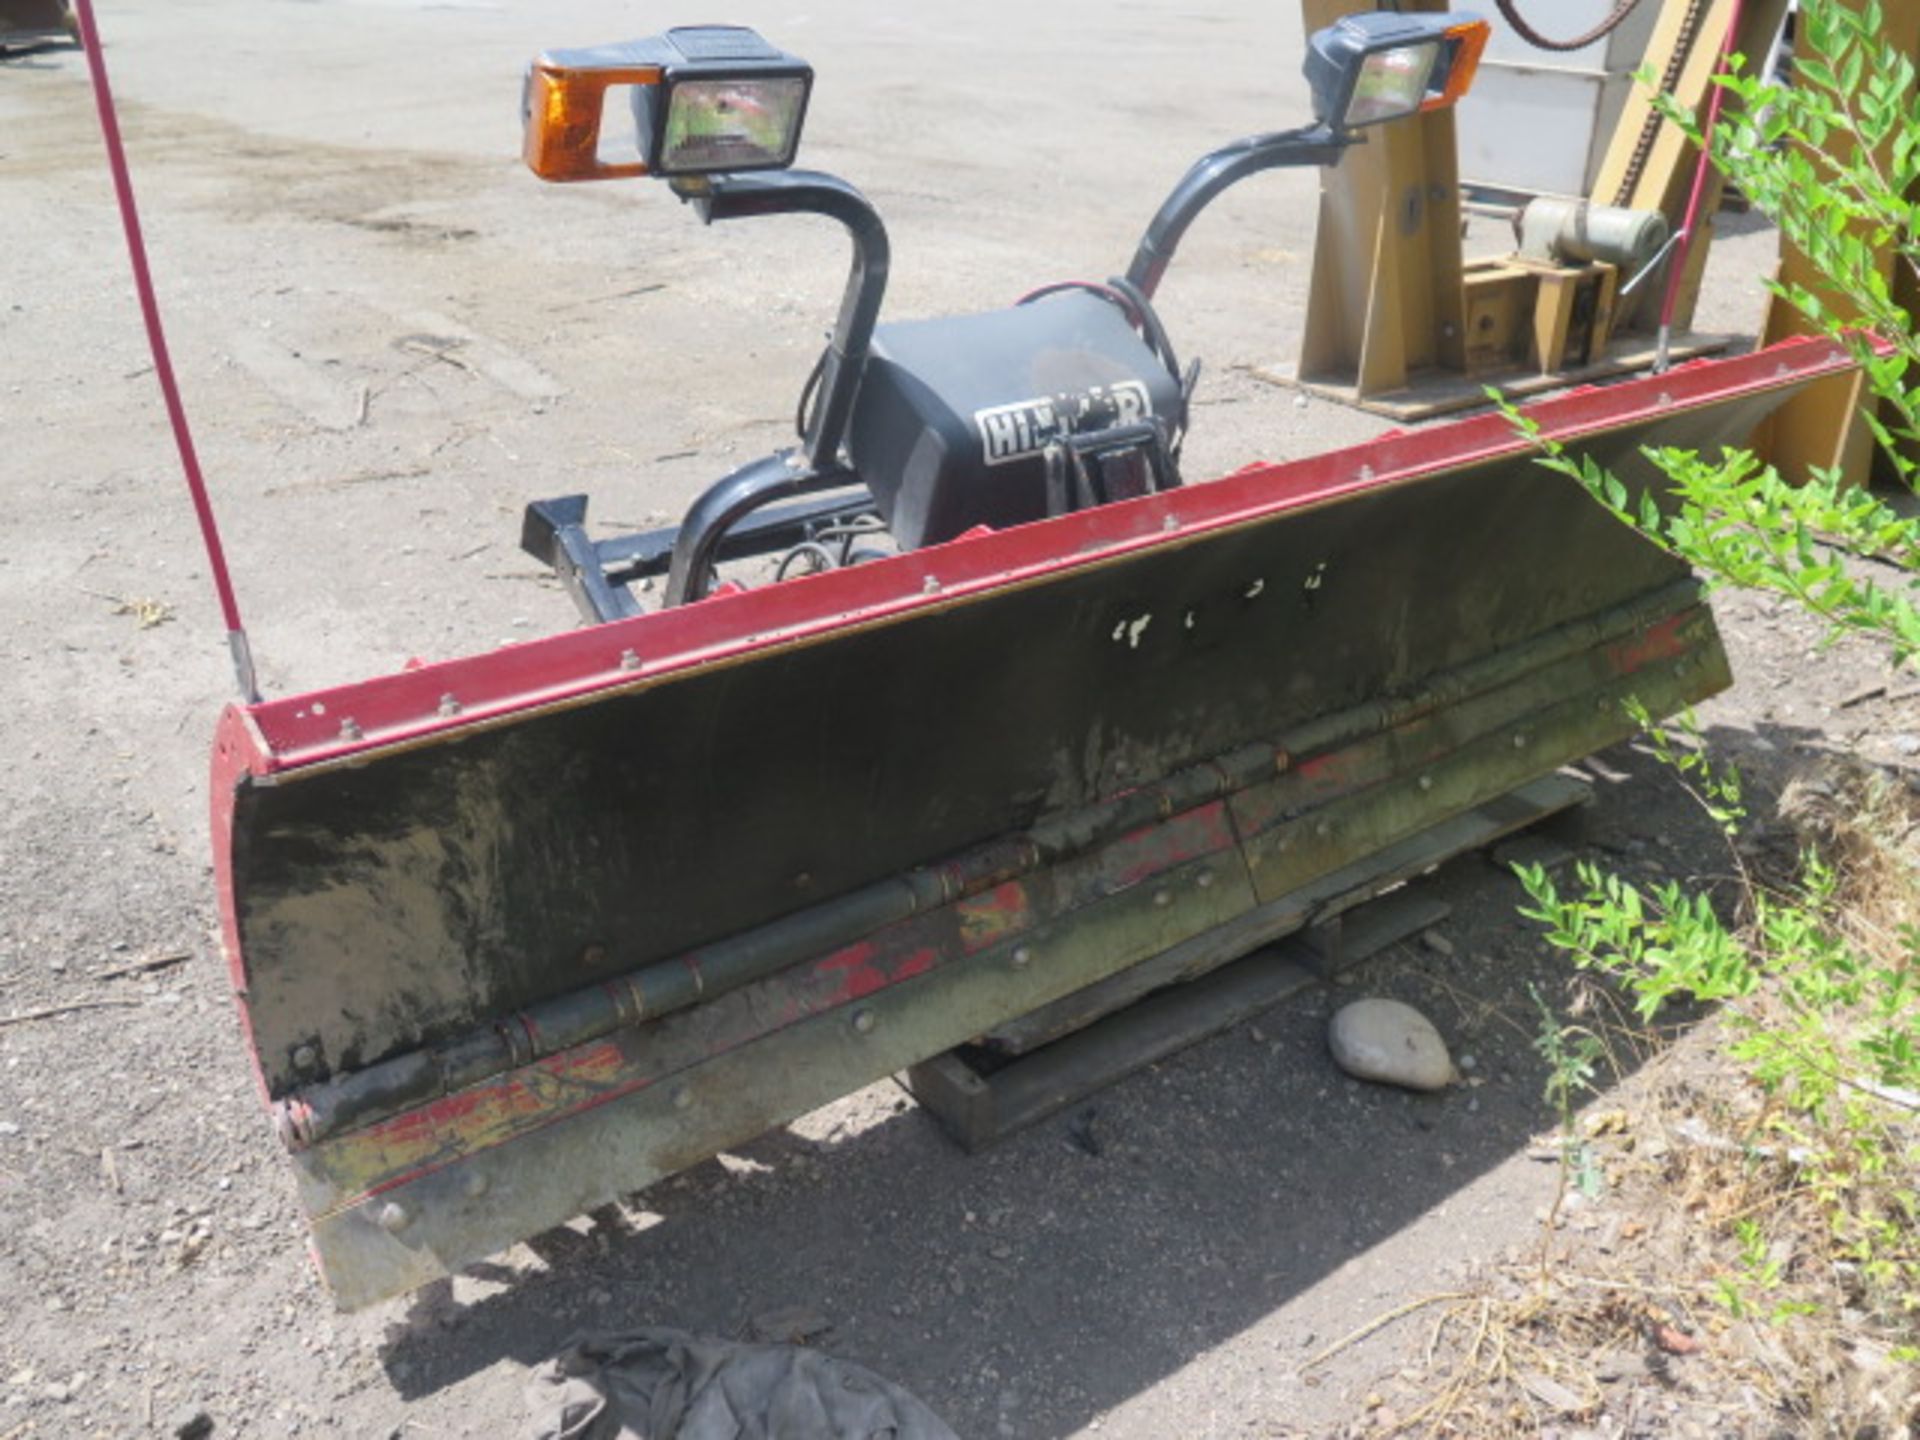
229, 336, 1854, 777
72, 0, 255, 697
1659, 0, 1746, 340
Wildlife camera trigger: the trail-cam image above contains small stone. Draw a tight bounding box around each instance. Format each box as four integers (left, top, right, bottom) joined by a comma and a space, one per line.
171, 1405, 214, 1439
0, 1121, 19, 1138
1896, 734, 1920, 757
1328, 999, 1457, 1091
1420, 930, 1455, 957
1458, 1053, 1477, 1072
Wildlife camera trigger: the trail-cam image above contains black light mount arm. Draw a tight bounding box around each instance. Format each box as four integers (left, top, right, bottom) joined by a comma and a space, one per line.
672, 169, 890, 472
1124, 123, 1354, 301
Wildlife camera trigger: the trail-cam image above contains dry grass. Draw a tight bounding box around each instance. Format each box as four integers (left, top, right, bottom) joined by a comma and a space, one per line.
1371, 757, 1920, 1438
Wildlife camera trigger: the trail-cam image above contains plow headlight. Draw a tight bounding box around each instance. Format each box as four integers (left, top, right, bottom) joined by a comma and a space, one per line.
524, 26, 812, 183
1305, 13, 1488, 132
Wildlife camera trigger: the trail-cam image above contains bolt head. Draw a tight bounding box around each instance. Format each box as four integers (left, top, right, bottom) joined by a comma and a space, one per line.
465, 1173, 489, 1199
1011, 945, 1032, 970
1196, 871, 1215, 890
375, 1201, 410, 1234
673, 1086, 693, 1110
852, 1008, 877, 1034
1152, 889, 1172, 908
1417, 775, 1434, 792
292, 1043, 318, 1070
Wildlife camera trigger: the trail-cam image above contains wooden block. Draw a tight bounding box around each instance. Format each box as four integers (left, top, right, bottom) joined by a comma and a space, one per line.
907, 947, 1320, 1153
1309, 887, 1452, 981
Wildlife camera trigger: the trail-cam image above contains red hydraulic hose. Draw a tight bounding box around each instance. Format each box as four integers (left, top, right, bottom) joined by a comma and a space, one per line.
1656, 0, 1747, 371
70, 0, 260, 701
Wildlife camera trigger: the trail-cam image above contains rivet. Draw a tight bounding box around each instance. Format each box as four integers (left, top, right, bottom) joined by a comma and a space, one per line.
339, 718, 363, 742
1011, 945, 1032, 970
1512, 732, 1528, 749
922, 576, 941, 594
375, 1201, 410, 1234
1161, 515, 1179, 533
465, 1172, 489, 1199
673, 1086, 692, 1110
1418, 774, 1434, 792
1152, 889, 1172, 908
1196, 871, 1215, 890
852, 1008, 877, 1034
437, 693, 461, 718
292, 1043, 317, 1070
619, 648, 641, 672
1315, 820, 1332, 838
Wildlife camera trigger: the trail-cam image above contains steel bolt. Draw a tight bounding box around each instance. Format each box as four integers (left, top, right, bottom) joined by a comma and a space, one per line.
1196, 870, 1215, 890
922, 576, 942, 594
465, 1173, 489, 1199
619, 648, 642, 672
1011, 945, 1032, 970
1152, 888, 1172, 908
1512, 732, 1528, 749
852, 1008, 877, 1034
673, 1086, 692, 1110
375, 1201, 410, 1234
1418, 774, 1434, 792
339, 718, 363, 742
292, 1043, 318, 1071
1315, 820, 1332, 838
437, 694, 461, 718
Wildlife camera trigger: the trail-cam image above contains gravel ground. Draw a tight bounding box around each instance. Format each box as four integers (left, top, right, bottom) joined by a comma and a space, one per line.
3, 3, 1915, 1436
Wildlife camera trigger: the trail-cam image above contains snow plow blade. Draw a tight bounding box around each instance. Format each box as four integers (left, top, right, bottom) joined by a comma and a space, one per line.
213, 338, 1852, 1309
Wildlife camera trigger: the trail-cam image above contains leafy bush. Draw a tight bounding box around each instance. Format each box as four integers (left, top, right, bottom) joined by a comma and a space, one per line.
1510, 0, 1920, 1339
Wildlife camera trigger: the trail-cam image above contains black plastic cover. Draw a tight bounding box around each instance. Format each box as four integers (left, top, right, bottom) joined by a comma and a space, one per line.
849, 292, 1182, 548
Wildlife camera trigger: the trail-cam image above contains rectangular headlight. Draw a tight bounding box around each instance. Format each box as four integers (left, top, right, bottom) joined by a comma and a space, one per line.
1343, 42, 1443, 127
524, 26, 812, 183
1304, 13, 1489, 132
656, 74, 811, 174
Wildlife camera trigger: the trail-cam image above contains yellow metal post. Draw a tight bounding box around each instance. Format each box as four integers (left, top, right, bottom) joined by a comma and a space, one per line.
1756, 0, 1920, 486
1297, 0, 1467, 400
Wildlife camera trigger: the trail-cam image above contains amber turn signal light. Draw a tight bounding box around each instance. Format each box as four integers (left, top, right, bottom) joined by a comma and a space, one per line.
1423, 19, 1489, 113
522, 62, 663, 183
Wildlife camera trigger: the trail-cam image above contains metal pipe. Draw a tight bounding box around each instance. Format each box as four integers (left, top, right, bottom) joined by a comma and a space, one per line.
680, 169, 890, 470
1655, 0, 1746, 372
1125, 126, 1352, 301
72, 0, 260, 702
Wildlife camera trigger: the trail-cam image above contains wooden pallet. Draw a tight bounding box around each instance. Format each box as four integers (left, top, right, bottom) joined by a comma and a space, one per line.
904, 773, 1589, 1152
